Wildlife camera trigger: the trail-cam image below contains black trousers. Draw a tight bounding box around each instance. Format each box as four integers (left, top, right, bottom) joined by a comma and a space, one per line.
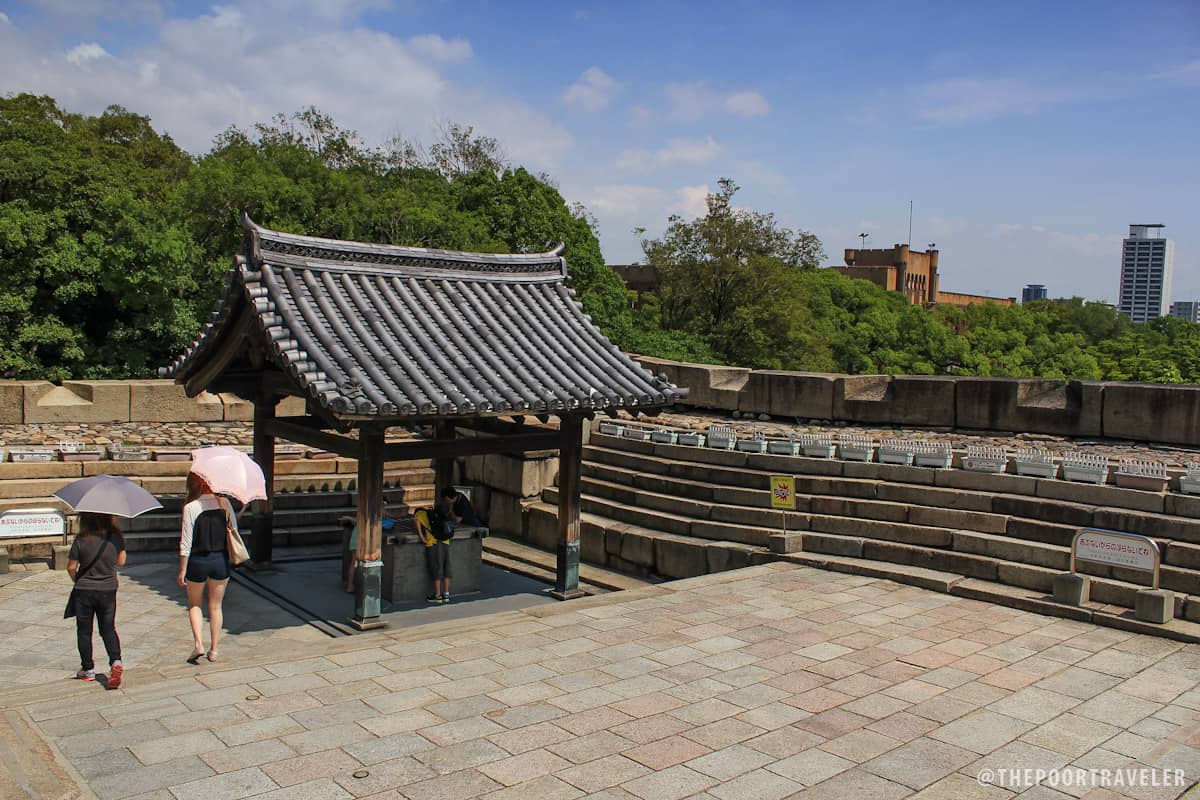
75, 589, 121, 671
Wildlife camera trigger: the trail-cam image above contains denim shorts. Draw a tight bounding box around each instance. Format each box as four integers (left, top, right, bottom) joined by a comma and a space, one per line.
186, 551, 230, 582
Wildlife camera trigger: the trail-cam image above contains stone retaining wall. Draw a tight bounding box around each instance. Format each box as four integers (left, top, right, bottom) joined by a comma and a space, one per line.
635, 357, 1200, 447
5, 367, 1200, 448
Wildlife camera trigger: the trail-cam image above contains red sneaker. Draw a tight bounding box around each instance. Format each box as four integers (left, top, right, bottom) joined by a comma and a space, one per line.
107, 662, 123, 690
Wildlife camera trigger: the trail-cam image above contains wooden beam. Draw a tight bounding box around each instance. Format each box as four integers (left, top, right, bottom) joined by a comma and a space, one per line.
264, 418, 361, 458
432, 420, 455, 499
553, 415, 584, 599
382, 430, 560, 462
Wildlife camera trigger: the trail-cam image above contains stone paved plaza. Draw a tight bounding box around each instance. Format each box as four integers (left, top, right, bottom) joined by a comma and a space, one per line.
3, 563, 1200, 800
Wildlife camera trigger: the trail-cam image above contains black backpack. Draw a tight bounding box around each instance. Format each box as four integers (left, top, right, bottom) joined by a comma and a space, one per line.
427, 507, 454, 541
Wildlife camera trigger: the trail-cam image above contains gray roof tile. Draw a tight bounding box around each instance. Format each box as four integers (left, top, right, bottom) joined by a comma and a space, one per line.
162, 216, 681, 419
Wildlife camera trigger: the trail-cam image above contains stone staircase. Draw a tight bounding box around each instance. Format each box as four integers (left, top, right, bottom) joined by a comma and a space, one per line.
518, 431, 1200, 639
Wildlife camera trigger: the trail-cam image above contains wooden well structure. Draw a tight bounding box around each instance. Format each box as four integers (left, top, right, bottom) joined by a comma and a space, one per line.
163, 215, 681, 628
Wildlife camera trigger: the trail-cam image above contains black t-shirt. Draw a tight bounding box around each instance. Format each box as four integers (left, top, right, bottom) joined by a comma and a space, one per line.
68, 533, 125, 591
452, 494, 481, 527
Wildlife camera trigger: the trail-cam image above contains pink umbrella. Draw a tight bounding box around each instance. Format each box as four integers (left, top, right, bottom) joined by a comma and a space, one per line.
189, 446, 267, 505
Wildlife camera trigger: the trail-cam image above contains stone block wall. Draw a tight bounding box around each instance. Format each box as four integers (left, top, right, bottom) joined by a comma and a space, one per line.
630, 357, 1200, 446
0, 380, 307, 425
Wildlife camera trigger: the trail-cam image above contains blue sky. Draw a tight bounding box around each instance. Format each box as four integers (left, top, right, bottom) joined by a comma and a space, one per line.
2, 0, 1197, 302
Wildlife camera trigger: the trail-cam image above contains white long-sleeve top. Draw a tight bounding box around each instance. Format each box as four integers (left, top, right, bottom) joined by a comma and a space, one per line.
180, 494, 236, 556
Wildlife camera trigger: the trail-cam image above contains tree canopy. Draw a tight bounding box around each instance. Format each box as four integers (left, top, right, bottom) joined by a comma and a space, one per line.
2, 94, 1196, 385
0, 96, 627, 380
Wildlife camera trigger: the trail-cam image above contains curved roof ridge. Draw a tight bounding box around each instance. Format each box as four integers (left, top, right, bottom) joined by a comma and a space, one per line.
242, 213, 566, 270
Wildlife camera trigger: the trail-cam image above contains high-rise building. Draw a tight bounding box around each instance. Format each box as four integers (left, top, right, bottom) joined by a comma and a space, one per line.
1170, 301, 1200, 323
1021, 284, 1048, 303
1117, 224, 1174, 323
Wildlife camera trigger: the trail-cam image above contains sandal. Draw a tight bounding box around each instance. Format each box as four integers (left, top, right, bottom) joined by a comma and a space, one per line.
186, 649, 204, 665
206, 650, 219, 662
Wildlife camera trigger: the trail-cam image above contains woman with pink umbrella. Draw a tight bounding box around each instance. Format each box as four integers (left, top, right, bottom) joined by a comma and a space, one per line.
179, 447, 264, 663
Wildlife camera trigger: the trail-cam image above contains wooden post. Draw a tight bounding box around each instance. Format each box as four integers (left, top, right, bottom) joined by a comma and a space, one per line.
552, 415, 584, 599
351, 424, 387, 630
432, 420, 456, 499
250, 393, 279, 570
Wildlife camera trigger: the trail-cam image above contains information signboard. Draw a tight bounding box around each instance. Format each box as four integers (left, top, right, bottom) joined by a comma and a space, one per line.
1070, 528, 1160, 588
770, 475, 796, 510
0, 508, 67, 540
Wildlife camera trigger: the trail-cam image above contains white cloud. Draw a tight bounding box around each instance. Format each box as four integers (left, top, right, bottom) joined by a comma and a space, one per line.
911, 77, 1073, 124
1153, 59, 1200, 84
66, 42, 109, 66
724, 90, 769, 116
0, 2, 570, 166
615, 136, 721, 171
675, 184, 710, 218
0, 12, 10, 25
664, 82, 769, 120
407, 34, 472, 64
563, 66, 618, 112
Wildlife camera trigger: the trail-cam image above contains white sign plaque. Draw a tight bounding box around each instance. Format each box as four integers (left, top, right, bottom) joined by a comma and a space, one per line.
1071, 528, 1160, 587
0, 509, 67, 539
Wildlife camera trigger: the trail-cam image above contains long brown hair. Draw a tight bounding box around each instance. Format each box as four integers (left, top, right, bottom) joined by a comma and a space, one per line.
185, 472, 212, 504
78, 512, 120, 539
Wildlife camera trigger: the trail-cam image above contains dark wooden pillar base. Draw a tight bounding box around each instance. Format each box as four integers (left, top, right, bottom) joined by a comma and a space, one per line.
555, 415, 583, 598
352, 426, 387, 629
349, 559, 386, 629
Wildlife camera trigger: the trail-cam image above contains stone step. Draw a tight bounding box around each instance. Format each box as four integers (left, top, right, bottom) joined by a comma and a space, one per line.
584, 443, 1200, 552
482, 535, 654, 592
587, 434, 1200, 523
553, 501, 1200, 640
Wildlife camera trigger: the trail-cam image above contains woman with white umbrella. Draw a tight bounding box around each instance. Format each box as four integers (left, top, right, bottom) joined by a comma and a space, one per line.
179, 447, 263, 664
54, 475, 163, 689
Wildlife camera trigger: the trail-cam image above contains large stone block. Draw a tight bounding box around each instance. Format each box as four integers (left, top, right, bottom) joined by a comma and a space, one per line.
634, 356, 749, 411
1099, 383, 1200, 448
738, 371, 838, 419
833, 375, 956, 427
655, 443, 749, 469
809, 496, 908, 523
1166, 495, 1200, 519
129, 381, 223, 422
807, 515, 952, 548
654, 535, 709, 578
908, 506, 1009, 534
580, 520, 608, 565
802, 532, 864, 558
996, 562, 1056, 592
1091, 508, 1200, 544
992, 496, 1095, 527
935, 469, 1039, 496
876, 483, 994, 513
706, 542, 756, 573
794, 475, 878, 499
0, 381, 33, 423
486, 492, 527, 538
620, 529, 657, 567
955, 378, 1102, 437
481, 453, 558, 498
952, 530, 1069, 571
23, 381, 130, 423
747, 453, 843, 476
690, 520, 778, 547
1104, 383, 1200, 446
526, 505, 559, 551
841, 461, 937, 486
1035, 480, 1164, 515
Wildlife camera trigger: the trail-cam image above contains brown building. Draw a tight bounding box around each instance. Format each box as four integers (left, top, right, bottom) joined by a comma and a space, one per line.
608, 264, 660, 294
832, 244, 1013, 308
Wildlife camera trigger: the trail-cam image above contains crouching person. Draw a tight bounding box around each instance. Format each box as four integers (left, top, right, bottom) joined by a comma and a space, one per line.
415, 507, 454, 604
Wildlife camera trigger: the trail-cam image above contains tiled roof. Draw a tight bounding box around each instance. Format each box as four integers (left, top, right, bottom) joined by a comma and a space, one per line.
162, 215, 681, 418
